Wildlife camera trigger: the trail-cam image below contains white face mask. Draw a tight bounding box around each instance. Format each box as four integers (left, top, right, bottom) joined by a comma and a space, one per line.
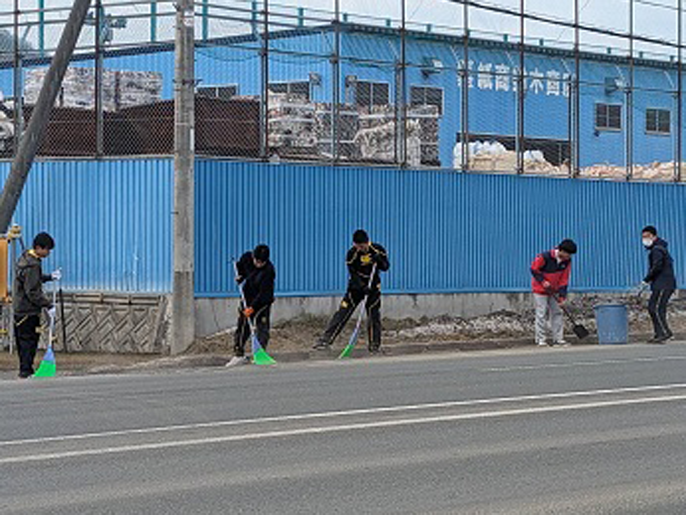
642, 238, 654, 248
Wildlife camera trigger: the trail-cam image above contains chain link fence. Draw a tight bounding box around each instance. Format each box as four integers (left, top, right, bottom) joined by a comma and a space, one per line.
0, 0, 683, 181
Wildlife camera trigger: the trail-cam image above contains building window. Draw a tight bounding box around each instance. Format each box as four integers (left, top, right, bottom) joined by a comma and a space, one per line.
410, 86, 444, 115
197, 85, 239, 99
646, 108, 671, 134
595, 103, 622, 131
268, 81, 310, 100
354, 81, 390, 108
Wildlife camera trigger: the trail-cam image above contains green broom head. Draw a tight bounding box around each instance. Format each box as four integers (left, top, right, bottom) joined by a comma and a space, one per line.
34, 347, 56, 379
252, 347, 277, 366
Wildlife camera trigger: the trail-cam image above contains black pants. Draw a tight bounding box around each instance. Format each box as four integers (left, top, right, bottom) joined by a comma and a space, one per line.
15, 315, 41, 377
648, 289, 674, 338
321, 288, 382, 350
234, 305, 271, 357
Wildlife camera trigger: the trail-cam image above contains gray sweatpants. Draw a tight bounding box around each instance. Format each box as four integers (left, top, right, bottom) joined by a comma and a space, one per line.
533, 294, 564, 345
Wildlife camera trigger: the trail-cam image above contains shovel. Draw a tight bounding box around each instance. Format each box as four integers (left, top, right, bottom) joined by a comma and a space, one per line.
554, 294, 590, 340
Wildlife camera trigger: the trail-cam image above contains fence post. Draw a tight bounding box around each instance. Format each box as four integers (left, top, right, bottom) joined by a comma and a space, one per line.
677, 0, 683, 182
626, 0, 635, 181
516, 0, 525, 175
260, 0, 269, 160
332, 0, 341, 163
95, 0, 104, 157
460, 0, 470, 172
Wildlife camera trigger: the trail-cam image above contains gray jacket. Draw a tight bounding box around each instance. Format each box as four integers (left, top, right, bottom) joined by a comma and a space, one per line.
13, 250, 52, 317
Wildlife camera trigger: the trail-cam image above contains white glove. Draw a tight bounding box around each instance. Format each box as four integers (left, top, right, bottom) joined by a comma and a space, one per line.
51, 269, 62, 281
47, 306, 57, 319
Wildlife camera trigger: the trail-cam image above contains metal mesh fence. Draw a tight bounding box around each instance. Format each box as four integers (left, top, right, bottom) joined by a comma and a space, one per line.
0, 0, 683, 182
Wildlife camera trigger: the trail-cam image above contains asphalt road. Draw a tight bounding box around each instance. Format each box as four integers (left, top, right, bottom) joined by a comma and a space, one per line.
2, 344, 686, 514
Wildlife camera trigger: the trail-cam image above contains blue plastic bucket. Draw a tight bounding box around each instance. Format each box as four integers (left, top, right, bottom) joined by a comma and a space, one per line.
594, 304, 629, 344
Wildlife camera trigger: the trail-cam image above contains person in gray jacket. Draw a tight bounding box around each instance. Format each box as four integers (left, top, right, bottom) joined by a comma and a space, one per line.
13, 232, 60, 378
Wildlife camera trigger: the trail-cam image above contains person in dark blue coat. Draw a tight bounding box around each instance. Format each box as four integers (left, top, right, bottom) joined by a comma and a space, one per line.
641, 226, 677, 343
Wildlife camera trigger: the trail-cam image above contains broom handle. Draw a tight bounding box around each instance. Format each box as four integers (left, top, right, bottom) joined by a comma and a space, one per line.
352, 263, 378, 329
233, 259, 257, 334
47, 283, 58, 349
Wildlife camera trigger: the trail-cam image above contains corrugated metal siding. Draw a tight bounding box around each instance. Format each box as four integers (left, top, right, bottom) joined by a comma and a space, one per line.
0, 158, 173, 293
196, 160, 686, 297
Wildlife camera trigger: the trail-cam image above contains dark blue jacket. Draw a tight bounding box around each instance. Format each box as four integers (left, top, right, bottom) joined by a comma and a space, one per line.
644, 238, 677, 291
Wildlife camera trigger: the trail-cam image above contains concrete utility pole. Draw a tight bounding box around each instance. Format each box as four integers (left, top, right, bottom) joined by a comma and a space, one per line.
171, 0, 195, 355
0, 0, 92, 234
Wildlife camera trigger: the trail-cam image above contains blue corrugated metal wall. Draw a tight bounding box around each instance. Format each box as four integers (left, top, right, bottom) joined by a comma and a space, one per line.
0, 158, 173, 293
196, 160, 686, 297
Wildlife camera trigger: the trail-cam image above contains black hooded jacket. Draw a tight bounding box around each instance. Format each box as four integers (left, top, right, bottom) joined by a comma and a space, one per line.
13, 250, 53, 317
235, 251, 276, 312
644, 238, 677, 291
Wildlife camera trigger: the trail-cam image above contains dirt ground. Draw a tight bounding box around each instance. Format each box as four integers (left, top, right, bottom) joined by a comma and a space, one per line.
3, 292, 683, 375
191, 293, 686, 354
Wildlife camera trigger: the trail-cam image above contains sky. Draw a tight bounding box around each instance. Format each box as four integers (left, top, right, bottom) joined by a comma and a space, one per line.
0, 0, 682, 60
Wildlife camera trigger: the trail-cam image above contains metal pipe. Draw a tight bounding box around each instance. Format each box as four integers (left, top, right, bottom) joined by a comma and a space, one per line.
461, 0, 469, 172
400, 0, 407, 167
573, 0, 581, 177
150, 1, 157, 42
95, 0, 104, 157
517, 0, 525, 174
332, 0, 340, 163
677, 0, 683, 182
627, 0, 635, 180
13, 0, 23, 156
38, 0, 45, 57
202, 0, 209, 40
260, 0, 269, 160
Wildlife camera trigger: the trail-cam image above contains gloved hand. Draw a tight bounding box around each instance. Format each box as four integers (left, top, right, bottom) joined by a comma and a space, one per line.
51, 269, 62, 281
235, 275, 243, 284
47, 306, 57, 319
242, 307, 255, 318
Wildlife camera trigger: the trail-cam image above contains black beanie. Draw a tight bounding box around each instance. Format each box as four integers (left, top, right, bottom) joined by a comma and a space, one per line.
558, 239, 577, 254
353, 229, 369, 244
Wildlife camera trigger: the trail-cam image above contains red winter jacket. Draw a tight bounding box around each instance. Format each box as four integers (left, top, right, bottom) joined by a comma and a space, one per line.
530, 249, 572, 297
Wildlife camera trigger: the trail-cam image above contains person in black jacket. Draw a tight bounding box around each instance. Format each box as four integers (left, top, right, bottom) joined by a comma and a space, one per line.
314, 229, 390, 353
227, 244, 276, 366
641, 226, 677, 343
13, 232, 60, 378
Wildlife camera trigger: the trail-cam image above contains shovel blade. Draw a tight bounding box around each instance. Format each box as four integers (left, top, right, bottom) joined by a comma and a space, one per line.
573, 324, 590, 340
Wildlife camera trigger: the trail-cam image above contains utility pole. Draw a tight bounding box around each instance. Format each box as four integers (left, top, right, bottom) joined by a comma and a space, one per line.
171, 0, 195, 355
0, 0, 92, 234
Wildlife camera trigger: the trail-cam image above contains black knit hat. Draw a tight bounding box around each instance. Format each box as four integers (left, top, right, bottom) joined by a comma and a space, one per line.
353, 229, 369, 244
558, 239, 577, 254
253, 244, 270, 262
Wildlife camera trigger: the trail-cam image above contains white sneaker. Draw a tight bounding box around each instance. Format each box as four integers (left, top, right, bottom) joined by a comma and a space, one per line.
225, 356, 249, 368
554, 341, 570, 347
537, 341, 549, 347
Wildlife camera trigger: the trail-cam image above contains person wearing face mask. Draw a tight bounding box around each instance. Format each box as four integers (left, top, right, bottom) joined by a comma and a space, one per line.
530, 239, 578, 347
640, 226, 676, 343
313, 229, 390, 354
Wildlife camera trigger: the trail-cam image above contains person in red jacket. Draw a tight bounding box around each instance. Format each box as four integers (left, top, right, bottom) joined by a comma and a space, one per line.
530, 239, 577, 347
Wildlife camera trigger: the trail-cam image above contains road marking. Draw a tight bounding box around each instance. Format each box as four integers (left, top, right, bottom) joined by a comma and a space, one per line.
2, 382, 686, 448
482, 355, 686, 372
2, 393, 686, 465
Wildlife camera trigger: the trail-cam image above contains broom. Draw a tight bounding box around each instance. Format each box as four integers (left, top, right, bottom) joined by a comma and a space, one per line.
34, 284, 59, 379
338, 264, 377, 359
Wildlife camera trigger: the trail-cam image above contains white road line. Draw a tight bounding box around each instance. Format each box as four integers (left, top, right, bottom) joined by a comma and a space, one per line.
482, 355, 686, 372
2, 382, 686, 448
2, 393, 686, 465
